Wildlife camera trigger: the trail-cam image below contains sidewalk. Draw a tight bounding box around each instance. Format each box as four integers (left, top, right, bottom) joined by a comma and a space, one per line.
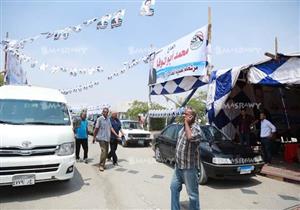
260, 157, 300, 184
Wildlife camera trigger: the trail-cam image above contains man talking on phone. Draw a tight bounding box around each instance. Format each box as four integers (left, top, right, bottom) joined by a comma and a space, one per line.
170, 107, 202, 210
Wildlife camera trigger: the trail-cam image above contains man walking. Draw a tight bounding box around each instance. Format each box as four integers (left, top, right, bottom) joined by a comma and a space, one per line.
107, 112, 124, 166
170, 107, 202, 210
74, 111, 89, 163
260, 111, 276, 164
93, 108, 118, 171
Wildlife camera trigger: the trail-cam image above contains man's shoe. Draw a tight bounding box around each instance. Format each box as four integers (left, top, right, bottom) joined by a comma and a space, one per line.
84, 158, 88, 164
76, 158, 80, 162
99, 166, 104, 171
113, 162, 118, 166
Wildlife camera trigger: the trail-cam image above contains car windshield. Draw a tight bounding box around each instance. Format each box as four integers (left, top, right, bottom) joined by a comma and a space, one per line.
0, 99, 71, 125
201, 126, 230, 142
122, 121, 143, 130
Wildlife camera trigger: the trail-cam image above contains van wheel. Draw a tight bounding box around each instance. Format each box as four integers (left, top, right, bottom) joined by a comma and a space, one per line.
198, 161, 208, 185
155, 146, 163, 162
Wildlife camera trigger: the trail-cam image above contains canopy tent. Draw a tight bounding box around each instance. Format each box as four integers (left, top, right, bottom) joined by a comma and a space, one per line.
206, 53, 300, 140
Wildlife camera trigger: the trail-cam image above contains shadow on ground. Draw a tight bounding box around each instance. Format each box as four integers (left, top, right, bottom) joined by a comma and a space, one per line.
0, 168, 86, 203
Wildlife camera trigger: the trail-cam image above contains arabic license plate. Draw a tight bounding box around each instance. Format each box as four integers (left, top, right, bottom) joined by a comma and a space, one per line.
12, 175, 35, 187
238, 166, 254, 174
138, 140, 144, 144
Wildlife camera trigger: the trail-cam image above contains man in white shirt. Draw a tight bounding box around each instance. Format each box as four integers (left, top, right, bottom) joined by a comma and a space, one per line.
260, 112, 276, 164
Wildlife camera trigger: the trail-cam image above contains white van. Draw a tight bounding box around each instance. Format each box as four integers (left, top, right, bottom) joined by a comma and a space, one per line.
0, 85, 75, 186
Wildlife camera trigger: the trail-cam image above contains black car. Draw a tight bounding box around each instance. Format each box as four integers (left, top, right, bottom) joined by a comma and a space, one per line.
153, 124, 264, 185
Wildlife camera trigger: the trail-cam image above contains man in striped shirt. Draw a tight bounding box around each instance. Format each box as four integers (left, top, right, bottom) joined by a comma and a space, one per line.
170, 107, 202, 210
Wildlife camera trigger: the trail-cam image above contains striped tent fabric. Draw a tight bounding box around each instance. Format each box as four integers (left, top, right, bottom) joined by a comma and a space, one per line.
150, 75, 208, 95
207, 54, 300, 139
248, 54, 300, 85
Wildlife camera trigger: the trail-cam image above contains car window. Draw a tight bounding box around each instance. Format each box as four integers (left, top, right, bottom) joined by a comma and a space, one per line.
200, 126, 230, 142
174, 124, 183, 141
122, 121, 143, 130
162, 125, 177, 140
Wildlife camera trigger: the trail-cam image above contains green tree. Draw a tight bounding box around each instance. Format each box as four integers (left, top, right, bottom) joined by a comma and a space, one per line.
126, 100, 149, 120
0, 73, 4, 86
176, 90, 207, 124
126, 100, 166, 131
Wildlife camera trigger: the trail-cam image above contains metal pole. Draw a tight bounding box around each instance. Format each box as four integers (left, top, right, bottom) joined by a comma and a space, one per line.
169, 88, 198, 124
147, 45, 154, 131
3, 32, 9, 85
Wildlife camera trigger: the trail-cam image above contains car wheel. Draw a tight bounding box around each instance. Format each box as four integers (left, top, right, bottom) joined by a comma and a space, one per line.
155, 146, 163, 162
198, 161, 208, 185
121, 139, 127, 147
144, 142, 150, 147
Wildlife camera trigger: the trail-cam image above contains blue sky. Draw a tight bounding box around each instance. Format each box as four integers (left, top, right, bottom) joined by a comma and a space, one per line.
1, 0, 299, 110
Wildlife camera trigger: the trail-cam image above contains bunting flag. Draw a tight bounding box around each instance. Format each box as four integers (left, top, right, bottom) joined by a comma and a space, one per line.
140, 0, 155, 16
59, 53, 149, 95
5, 48, 104, 77
1, 9, 126, 50
148, 107, 185, 118
59, 80, 100, 95
149, 25, 210, 95
111, 9, 126, 29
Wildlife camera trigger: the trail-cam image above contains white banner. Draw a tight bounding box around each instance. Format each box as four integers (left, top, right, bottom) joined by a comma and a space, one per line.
5, 52, 27, 85
150, 25, 208, 85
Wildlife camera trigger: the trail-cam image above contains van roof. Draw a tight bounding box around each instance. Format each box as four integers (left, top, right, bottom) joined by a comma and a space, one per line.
0, 85, 67, 103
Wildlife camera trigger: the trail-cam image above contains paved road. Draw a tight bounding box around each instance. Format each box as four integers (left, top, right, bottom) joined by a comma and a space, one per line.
1, 136, 299, 210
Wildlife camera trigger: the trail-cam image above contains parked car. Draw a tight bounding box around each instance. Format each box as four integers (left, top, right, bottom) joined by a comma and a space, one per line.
87, 113, 101, 135
0, 85, 75, 186
120, 120, 152, 147
153, 123, 264, 185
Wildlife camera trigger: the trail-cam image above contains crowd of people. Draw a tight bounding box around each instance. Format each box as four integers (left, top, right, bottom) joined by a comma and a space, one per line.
72, 106, 277, 210
73, 108, 124, 169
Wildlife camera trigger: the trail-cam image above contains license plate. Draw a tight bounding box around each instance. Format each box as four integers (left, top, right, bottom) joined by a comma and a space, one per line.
238, 166, 254, 174
12, 175, 35, 187
138, 140, 144, 144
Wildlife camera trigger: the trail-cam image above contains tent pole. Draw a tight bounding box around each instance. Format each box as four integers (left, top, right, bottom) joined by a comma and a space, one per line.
279, 87, 291, 130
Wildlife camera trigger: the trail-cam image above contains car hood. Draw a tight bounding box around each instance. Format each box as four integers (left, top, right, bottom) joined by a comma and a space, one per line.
211, 141, 255, 158
0, 124, 75, 148
123, 129, 150, 134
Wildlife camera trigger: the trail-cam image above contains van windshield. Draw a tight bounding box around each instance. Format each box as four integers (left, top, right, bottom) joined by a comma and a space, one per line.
0, 99, 71, 125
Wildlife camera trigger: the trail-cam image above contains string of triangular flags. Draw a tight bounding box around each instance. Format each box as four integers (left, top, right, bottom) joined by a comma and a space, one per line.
59, 53, 151, 95
1, 9, 126, 50
5, 48, 104, 76
148, 107, 185, 118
